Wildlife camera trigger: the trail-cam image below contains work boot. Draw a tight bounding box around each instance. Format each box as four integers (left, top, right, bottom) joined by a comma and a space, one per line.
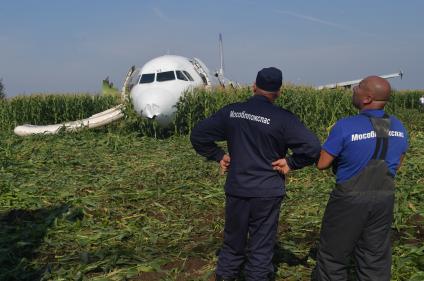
215, 274, 236, 281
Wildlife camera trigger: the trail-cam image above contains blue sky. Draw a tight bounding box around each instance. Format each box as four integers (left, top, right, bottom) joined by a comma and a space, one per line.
0, 0, 423, 96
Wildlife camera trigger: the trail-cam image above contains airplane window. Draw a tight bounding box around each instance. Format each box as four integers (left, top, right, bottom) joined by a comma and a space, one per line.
176, 70, 188, 81
157, 71, 175, 82
183, 71, 194, 81
140, 73, 155, 84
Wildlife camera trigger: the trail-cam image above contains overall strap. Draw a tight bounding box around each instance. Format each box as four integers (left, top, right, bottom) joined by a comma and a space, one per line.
361, 112, 391, 160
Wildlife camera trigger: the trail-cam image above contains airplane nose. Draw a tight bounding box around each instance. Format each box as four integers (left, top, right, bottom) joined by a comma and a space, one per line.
130, 86, 177, 126
142, 103, 161, 118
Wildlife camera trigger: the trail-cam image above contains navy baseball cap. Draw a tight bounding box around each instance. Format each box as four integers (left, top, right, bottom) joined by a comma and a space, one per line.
256, 67, 283, 92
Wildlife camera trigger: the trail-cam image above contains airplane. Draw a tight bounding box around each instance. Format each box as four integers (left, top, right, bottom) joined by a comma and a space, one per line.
128, 33, 240, 127
315, 71, 403, 90
129, 55, 216, 126
14, 35, 232, 136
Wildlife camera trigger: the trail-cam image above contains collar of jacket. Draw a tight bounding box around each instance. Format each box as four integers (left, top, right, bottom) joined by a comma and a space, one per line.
250, 94, 272, 103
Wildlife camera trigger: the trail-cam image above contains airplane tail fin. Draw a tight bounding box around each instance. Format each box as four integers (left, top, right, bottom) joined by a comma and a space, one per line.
219, 33, 224, 77
215, 33, 226, 87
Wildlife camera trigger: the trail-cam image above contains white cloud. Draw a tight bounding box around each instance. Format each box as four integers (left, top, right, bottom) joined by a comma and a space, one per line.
275, 10, 376, 37
153, 7, 171, 22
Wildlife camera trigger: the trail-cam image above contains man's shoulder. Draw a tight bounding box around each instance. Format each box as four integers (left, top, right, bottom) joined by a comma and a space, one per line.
332, 115, 361, 128
332, 113, 408, 138
218, 102, 244, 114
269, 103, 298, 118
327, 115, 371, 138
388, 115, 407, 129
225, 100, 290, 113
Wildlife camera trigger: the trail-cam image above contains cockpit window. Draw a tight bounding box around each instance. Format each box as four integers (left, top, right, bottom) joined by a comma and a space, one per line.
176, 70, 188, 81
157, 71, 175, 82
183, 71, 194, 81
139, 73, 155, 84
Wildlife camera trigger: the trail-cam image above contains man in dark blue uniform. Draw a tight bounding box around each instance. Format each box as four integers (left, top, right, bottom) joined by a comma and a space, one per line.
190, 67, 321, 281
315, 76, 408, 280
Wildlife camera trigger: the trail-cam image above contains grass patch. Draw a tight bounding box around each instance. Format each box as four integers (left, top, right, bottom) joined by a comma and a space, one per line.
0, 127, 422, 280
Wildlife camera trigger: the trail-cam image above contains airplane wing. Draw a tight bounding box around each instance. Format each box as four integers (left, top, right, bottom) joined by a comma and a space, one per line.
14, 105, 125, 136
14, 66, 136, 136
315, 71, 403, 90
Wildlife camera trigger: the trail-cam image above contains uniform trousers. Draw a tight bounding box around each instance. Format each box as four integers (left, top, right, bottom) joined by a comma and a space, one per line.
216, 194, 283, 281
315, 160, 395, 281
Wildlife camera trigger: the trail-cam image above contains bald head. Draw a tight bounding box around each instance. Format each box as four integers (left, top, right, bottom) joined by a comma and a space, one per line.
360, 76, 391, 101
352, 76, 392, 110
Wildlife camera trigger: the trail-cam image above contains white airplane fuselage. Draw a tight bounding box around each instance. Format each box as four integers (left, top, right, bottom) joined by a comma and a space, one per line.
130, 55, 214, 126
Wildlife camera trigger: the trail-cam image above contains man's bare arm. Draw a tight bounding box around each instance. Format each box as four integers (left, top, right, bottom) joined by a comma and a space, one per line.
397, 154, 405, 171
317, 150, 335, 170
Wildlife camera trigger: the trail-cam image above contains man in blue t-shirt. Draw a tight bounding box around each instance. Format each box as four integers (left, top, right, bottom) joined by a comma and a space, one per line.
314, 76, 408, 281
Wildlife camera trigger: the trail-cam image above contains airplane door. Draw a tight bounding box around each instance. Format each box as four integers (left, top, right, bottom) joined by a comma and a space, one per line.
190, 58, 211, 87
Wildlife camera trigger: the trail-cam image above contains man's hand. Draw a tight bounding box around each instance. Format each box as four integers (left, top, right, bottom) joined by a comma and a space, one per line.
220, 154, 231, 175
272, 158, 291, 175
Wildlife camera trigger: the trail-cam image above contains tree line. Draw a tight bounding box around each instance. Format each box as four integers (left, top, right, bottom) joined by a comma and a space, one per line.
0, 79, 5, 99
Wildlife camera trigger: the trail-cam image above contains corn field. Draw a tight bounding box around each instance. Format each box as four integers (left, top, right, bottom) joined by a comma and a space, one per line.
1, 87, 422, 136
0, 94, 119, 131
0, 87, 422, 280
174, 86, 424, 137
